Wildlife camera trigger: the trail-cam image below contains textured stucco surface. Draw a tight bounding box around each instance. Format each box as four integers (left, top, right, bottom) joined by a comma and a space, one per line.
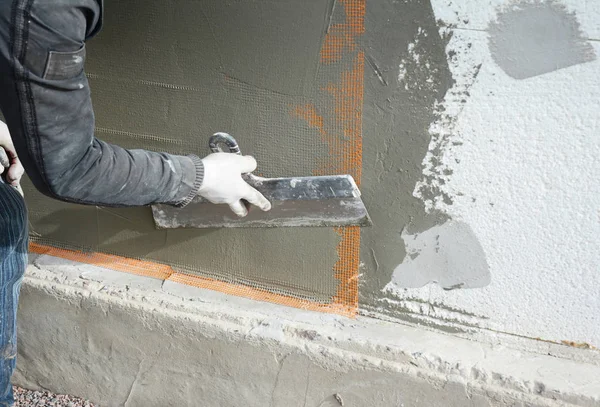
15, 257, 600, 407
372, 0, 600, 349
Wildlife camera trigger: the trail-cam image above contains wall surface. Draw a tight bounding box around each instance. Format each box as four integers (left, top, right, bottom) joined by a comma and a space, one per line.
23, 0, 361, 306
20, 0, 600, 352
15, 257, 600, 407
358, 0, 600, 350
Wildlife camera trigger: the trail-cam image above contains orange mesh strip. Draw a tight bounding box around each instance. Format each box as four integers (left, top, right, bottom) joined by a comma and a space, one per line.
30, 242, 174, 280
325, 52, 364, 315
293, 53, 364, 316
29, 242, 356, 317
169, 272, 353, 316
321, 0, 366, 63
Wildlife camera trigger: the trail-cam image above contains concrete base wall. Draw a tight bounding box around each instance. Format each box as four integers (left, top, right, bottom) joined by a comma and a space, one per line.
14, 256, 600, 407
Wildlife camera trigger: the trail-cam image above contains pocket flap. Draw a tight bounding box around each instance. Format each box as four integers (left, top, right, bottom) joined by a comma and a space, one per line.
43, 45, 86, 80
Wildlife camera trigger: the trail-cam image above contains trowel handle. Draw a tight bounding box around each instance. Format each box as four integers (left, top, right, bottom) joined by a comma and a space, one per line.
209, 132, 242, 155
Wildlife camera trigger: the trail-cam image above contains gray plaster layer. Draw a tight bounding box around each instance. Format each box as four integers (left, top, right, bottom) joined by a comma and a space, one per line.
488, 1, 596, 79
85, 0, 328, 96
23, 0, 350, 301
359, 1, 454, 308
390, 221, 490, 289
25, 192, 340, 301
14, 260, 600, 407
22, 0, 481, 311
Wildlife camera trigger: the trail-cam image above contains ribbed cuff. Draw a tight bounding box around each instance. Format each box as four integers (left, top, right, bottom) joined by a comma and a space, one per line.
171, 154, 204, 208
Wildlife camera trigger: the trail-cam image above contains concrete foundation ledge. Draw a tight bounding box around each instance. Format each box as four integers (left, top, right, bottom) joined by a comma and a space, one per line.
14, 254, 600, 407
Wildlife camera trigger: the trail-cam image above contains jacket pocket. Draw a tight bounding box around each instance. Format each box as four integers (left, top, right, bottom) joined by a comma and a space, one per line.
42, 44, 86, 81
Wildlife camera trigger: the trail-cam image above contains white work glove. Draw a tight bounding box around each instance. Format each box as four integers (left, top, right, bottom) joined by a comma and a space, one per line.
0, 121, 24, 197
197, 153, 271, 217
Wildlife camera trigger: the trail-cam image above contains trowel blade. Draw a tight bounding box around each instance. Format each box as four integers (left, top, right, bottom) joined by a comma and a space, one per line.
151, 175, 372, 228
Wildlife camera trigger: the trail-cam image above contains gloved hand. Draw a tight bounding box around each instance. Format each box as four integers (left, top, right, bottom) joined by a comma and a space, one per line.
0, 121, 24, 197
198, 153, 271, 217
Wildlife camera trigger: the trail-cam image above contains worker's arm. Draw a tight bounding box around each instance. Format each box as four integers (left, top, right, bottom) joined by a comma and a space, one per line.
0, 0, 270, 214
0, 0, 202, 208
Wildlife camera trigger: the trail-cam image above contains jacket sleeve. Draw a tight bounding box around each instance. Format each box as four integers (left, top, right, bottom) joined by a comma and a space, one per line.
0, 0, 203, 208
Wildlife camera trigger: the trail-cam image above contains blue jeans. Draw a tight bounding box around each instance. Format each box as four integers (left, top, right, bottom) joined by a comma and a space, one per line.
0, 181, 28, 407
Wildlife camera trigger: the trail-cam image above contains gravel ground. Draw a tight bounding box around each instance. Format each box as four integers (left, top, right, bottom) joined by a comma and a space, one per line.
13, 387, 95, 407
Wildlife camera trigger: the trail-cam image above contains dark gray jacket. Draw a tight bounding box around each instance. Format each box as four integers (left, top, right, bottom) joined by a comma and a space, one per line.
0, 0, 203, 207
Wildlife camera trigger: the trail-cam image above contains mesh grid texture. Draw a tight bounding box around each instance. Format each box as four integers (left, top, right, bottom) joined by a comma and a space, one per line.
26, 0, 365, 317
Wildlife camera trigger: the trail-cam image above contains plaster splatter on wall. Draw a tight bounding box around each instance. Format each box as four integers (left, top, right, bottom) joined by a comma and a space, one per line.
389, 0, 594, 292
413, 0, 595, 216
385, 221, 490, 290
358, 0, 460, 309
488, 1, 596, 80
397, 27, 441, 93
387, 12, 491, 291
412, 25, 481, 214
369, 0, 600, 347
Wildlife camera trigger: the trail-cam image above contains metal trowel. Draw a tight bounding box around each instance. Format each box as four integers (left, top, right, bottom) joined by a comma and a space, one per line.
151, 133, 371, 228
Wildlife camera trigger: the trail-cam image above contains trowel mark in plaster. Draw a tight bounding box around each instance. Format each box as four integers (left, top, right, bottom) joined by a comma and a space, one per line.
488, 1, 596, 80
386, 221, 490, 290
